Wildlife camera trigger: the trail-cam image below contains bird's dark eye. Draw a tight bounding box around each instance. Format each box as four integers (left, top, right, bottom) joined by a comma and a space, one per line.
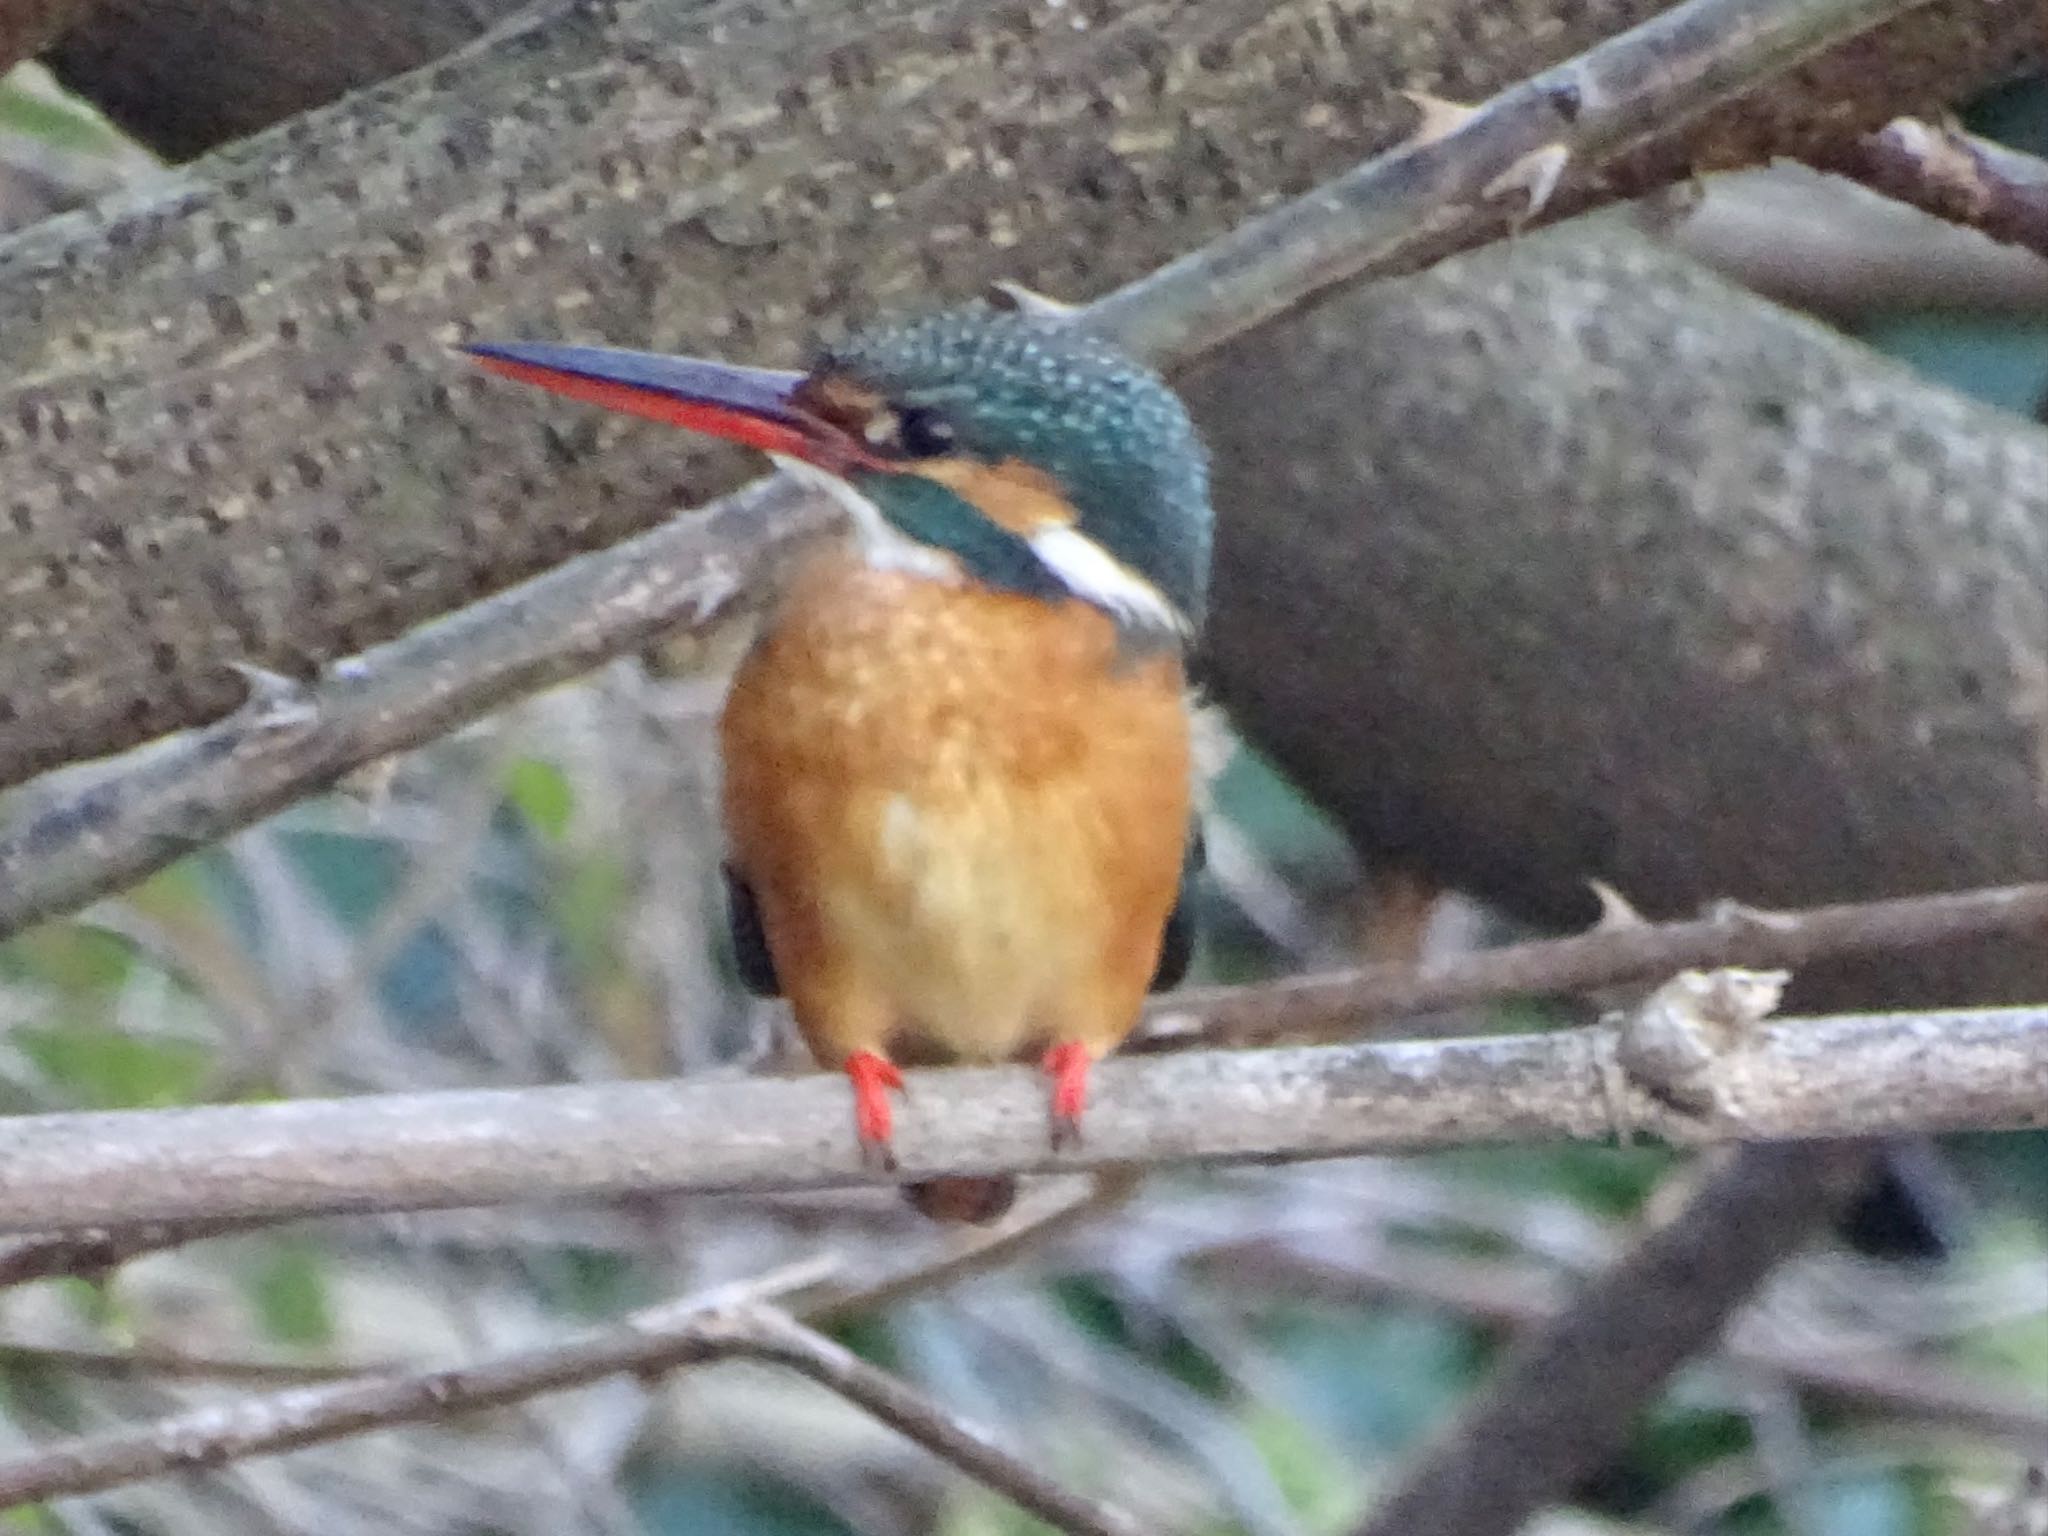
896, 407, 956, 458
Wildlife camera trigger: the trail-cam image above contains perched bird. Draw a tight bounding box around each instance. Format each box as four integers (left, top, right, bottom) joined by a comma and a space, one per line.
467, 305, 1212, 1219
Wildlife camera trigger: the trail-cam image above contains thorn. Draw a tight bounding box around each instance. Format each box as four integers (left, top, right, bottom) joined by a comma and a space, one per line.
225, 662, 318, 735
1397, 90, 1480, 148
1484, 143, 1570, 219
985, 280, 1080, 320
1587, 879, 1648, 931
335, 754, 401, 808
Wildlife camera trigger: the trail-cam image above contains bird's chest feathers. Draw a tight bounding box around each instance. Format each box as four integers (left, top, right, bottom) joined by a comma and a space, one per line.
728, 558, 1185, 803
720, 561, 1191, 1012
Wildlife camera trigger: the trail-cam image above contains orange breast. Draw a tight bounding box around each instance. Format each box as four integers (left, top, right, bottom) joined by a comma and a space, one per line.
719, 552, 1192, 1068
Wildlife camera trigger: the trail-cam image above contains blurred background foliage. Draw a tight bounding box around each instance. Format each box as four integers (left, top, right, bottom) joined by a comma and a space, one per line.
0, 56, 2041, 1536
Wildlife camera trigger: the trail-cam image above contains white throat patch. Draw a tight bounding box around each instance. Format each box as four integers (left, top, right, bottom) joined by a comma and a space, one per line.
1027, 524, 1187, 637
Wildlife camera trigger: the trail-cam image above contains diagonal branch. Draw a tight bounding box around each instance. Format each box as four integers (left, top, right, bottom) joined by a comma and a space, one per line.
1199, 1242, 2048, 1445
1345, 1142, 1880, 1536
0, 1002, 2038, 1234
0, 0, 1974, 939
1806, 118, 2048, 261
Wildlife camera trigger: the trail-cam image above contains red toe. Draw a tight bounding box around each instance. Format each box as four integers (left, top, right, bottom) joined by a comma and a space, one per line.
846, 1051, 905, 1156
1043, 1042, 1093, 1146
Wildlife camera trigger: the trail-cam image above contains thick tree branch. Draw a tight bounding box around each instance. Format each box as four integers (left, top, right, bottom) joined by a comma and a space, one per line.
1195, 220, 2048, 1003
0, 0, 2010, 938
0, 0, 2032, 788
1346, 1143, 1880, 1536
0, 1004, 2037, 1234
1199, 1243, 2048, 1445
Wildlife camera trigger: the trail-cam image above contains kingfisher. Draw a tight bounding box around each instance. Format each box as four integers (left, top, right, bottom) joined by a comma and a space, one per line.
466, 304, 1211, 1219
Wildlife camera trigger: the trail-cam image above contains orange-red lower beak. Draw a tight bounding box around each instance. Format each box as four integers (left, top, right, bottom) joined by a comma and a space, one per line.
463, 340, 852, 465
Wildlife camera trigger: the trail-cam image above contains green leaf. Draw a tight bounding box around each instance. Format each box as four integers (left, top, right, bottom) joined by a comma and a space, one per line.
505, 756, 576, 843
0, 924, 138, 996
247, 1243, 336, 1347
15, 1025, 213, 1110
553, 854, 628, 975
0, 78, 126, 156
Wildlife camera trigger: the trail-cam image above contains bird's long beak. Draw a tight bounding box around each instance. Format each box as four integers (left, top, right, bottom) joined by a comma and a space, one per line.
463, 340, 861, 469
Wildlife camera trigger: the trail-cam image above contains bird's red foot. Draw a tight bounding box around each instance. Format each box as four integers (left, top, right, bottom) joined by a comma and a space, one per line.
845, 1051, 905, 1171
1043, 1042, 1094, 1150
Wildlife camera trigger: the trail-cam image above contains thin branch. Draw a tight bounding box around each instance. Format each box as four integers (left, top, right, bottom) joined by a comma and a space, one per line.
1198, 1242, 2048, 1445
0, 1003, 2038, 1233
725, 1307, 1144, 1536
1809, 118, 2048, 261
1085, 0, 1931, 363
0, 1226, 1147, 1531
0, 1338, 374, 1385
0, 1216, 279, 1290
0, 0, 1936, 941
1147, 881, 2048, 1047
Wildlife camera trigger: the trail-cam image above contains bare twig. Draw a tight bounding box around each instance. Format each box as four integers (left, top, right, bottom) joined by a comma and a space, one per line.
1810, 119, 2048, 261
1199, 1243, 2048, 1445
0, 1338, 374, 1385
0, 1216, 280, 1290
0, 0, 1938, 941
0, 1234, 1147, 1532
1148, 881, 2048, 1047
1086, 0, 1929, 363
0, 1004, 2038, 1233
727, 1307, 1144, 1536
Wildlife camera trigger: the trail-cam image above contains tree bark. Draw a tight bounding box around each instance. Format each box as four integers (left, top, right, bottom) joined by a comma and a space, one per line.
0, 0, 2034, 789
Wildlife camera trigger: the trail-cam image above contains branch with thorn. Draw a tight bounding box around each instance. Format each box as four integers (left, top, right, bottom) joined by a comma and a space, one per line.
1810, 119, 2048, 262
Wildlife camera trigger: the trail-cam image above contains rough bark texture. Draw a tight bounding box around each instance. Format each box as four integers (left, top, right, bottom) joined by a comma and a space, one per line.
1194, 221, 2048, 1009
0, 0, 2035, 789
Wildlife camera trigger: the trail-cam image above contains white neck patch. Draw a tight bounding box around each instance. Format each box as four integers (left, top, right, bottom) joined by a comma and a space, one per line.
1028, 524, 1187, 638
775, 453, 1185, 636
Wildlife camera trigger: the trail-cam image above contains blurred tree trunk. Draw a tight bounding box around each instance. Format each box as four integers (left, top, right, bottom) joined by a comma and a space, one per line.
1194, 217, 2048, 1010
46, 0, 524, 160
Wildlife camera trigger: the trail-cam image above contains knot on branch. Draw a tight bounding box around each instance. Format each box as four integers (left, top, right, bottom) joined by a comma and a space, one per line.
1603, 966, 1789, 1134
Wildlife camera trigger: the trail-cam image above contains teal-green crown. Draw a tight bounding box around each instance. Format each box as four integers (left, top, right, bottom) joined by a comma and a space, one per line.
825, 306, 1214, 631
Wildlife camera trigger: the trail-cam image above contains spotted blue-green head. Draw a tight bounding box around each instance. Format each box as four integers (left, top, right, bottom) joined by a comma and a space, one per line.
464, 305, 1213, 638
